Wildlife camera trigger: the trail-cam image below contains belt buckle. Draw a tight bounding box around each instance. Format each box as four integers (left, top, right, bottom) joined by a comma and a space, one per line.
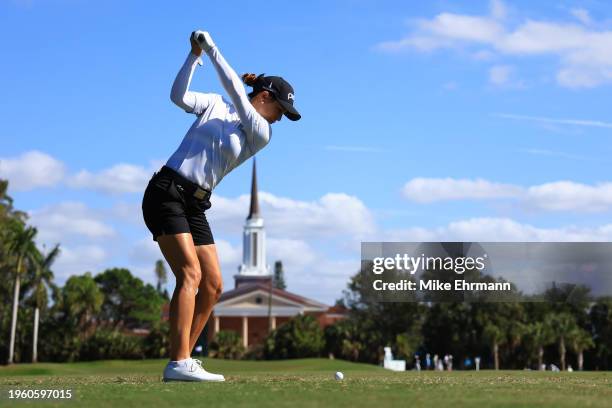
194, 187, 207, 200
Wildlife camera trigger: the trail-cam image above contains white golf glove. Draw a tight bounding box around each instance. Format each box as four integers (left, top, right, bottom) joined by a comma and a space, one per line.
192, 30, 215, 53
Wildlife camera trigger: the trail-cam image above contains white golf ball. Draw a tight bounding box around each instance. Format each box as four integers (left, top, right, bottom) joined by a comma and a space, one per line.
334, 371, 344, 381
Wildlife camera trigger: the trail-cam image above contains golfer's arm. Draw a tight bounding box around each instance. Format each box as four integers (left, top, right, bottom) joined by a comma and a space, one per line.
170, 52, 214, 115
205, 46, 270, 150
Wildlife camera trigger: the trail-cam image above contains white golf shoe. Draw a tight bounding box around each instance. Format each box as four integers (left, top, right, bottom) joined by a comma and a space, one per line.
162, 358, 225, 382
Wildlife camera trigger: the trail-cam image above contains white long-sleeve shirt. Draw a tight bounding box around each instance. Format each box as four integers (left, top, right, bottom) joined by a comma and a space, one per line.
165, 45, 271, 191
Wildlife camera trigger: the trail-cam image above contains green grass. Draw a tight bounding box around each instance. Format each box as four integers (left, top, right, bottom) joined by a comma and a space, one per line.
0, 358, 610, 407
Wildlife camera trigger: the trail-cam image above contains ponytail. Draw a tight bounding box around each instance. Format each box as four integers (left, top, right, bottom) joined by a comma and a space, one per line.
242, 73, 266, 99
242, 73, 260, 87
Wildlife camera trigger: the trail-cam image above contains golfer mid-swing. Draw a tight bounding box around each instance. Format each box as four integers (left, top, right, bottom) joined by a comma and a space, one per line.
141, 30, 301, 382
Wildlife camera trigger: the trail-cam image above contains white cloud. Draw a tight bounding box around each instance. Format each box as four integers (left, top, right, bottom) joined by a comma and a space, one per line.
52, 244, 108, 281
268, 238, 318, 272
108, 201, 143, 225
518, 148, 590, 161
570, 8, 592, 26
387, 217, 612, 242
497, 21, 588, 54
206, 194, 252, 237
29, 201, 115, 242
215, 238, 242, 268
402, 177, 612, 213
490, 0, 508, 20
377, 2, 612, 88
527, 181, 612, 212
0, 151, 165, 195
129, 237, 162, 266
381, 13, 503, 52
419, 13, 504, 44
494, 113, 612, 129
402, 178, 522, 203
556, 63, 612, 88
262, 192, 376, 240
489, 65, 513, 85
67, 163, 153, 194
287, 258, 359, 303
267, 239, 358, 302
210, 191, 376, 241
0, 150, 66, 191
473, 49, 497, 61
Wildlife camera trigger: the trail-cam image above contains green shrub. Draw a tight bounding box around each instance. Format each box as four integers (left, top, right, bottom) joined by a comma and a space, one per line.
78, 329, 144, 360
263, 315, 324, 359
209, 331, 245, 359
242, 343, 264, 360
143, 321, 170, 359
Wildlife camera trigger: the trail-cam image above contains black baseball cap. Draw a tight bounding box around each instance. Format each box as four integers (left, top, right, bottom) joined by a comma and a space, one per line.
254, 75, 301, 121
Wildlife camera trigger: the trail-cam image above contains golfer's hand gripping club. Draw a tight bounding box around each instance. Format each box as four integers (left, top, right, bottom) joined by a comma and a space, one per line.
191, 30, 215, 54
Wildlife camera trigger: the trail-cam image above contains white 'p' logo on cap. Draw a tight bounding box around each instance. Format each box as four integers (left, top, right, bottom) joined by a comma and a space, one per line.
288, 93, 294, 101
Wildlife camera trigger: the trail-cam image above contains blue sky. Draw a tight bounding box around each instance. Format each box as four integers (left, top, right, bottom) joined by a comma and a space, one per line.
1, 0, 612, 303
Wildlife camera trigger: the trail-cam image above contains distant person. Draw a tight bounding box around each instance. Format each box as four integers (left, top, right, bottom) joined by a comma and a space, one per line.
475, 356, 481, 371
142, 30, 301, 382
443, 354, 449, 370
448, 354, 453, 371
464, 357, 472, 369
425, 353, 431, 370
384, 347, 394, 362
415, 354, 421, 371
433, 354, 439, 370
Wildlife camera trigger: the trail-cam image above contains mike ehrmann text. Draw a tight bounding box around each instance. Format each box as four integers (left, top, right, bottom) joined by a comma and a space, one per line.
372, 279, 512, 291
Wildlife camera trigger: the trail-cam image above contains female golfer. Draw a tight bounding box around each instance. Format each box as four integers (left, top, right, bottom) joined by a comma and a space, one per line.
141, 30, 301, 382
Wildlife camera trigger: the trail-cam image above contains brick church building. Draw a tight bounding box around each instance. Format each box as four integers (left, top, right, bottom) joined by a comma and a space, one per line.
207, 159, 346, 348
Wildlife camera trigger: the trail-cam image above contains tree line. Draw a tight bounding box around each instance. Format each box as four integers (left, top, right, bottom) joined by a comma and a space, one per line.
262, 262, 612, 371
0, 180, 170, 363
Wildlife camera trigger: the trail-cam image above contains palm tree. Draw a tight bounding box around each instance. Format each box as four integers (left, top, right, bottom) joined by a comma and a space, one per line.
6, 224, 39, 364
568, 327, 594, 371
527, 321, 554, 370
484, 323, 505, 370
30, 244, 60, 363
547, 312, 577, 371
62, 273, 103, 339
507, 319, 528, 354
0, 179, 27, 222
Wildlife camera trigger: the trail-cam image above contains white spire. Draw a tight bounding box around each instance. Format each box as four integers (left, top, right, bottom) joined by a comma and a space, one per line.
238, 159, 269, 277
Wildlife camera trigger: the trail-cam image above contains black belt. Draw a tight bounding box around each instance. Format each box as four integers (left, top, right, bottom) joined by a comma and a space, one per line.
157, 166, 211, 201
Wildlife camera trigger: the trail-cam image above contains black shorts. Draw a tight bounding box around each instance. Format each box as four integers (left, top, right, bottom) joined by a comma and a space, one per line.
141, 166, 214, 246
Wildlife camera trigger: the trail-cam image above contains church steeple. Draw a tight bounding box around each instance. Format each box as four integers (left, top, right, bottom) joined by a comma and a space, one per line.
247, 158, 260, 219
235, 158, 271, 288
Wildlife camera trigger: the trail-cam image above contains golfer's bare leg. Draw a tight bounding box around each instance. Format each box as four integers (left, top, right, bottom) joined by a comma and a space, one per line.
157, 233, 201, 361
189, 244, 223, 352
